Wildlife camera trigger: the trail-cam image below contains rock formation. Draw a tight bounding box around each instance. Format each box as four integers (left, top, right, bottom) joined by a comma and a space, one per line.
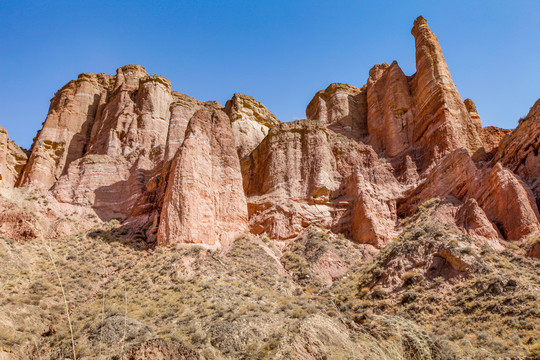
0, 126, 27, 188
157, 109, 248, 247
242, 120, 399, 247
306, 83, 367, 140
225, 93, 280, 159
0, 16, 538, 252
492, 98, 540, 207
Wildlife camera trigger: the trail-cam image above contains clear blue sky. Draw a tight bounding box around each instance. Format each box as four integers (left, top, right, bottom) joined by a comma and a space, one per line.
1, 0, 539, 149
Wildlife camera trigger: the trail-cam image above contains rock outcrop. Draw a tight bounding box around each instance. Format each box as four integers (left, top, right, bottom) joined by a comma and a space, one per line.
306, 83, 368, 140
0, 126, 27, 188
1, 16, 538, 254
492, 98, 540, 206
157, 109, 248, 247
400, 149, 540, 241
18, 72, 112, 188
225, 93, 280, 159
242, 120, 399, 247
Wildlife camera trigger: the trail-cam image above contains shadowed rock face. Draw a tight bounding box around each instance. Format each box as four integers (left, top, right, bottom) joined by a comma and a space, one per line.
0, 126, 27, 188
2, 16, 539, 250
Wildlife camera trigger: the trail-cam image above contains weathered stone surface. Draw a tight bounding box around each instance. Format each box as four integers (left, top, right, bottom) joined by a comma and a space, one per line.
164, 92, 222, 162
464, 98, 482, 132
306, 83, 367, 140
455, 198, 503, 250
528, 240, 540, 259
410, 16, 484, 166
492, 98, 540, 206
157, 109, 248, 247
0, 126, 27, 188
401, 149, 540, 241
366, 61, 414, 157
225, 93, 280, 159
18, 72, 112, 188
475, 163, 540, 240
480, 126, 512, 157
243, 120, 399, 247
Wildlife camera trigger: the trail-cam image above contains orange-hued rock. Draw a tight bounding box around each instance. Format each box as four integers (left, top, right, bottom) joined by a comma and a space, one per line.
45, 66, 178, 217
18, 72, 112, 188
464, 98, 482, 132
306, 83, 368, 140
225, 93, 280, 159
243, 120, 399, 247
157, 109, 248, 247
492, 98, 540, 204
0, 126, 27, 188
410, 16, 483, 166
529, 240, 540, 259
306, 17, 484, 171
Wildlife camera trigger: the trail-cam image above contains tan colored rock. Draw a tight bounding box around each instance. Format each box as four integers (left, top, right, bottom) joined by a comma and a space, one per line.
0, 126, 27, 188
401, 149, 540, 241
306, 83, 368, 140
480, 126, 512, 157
164, 92, 221, 161
157, 109, 248, 247
225, 93, 280, 159
18, 72, 112, 188
528, 240, 540, 259
87, 68, 170, 157
464, 98, 482, 131
455, 198, 503, 250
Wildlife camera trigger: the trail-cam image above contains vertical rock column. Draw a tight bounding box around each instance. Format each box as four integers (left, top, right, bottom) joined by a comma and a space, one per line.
158, 109, 248, 247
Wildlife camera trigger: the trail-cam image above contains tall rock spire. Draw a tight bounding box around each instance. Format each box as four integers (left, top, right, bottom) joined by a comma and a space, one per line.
410, 16, 483, 167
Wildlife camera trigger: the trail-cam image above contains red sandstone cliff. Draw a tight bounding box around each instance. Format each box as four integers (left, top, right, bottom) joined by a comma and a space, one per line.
1, 16, 538, 256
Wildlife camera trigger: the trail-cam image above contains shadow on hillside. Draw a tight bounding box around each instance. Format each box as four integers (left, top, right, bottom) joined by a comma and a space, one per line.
87, 224, 156, 251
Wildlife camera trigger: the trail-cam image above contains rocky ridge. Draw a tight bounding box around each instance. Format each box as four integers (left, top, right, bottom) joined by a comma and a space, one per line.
1, 15, 540, 359
1, 17, 538, 253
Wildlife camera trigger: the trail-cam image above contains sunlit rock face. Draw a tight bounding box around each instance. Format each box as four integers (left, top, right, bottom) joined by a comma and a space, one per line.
3, 16, 539, 250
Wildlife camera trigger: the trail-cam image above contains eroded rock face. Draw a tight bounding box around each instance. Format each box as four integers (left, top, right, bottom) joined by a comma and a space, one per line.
164, 92, 222, 162
306, 83, 368, 140
366, 62, 414, 157
400, 149, 540, 241
455, 198, 503, 250
410, 16, 484, 165
4, 16, 539, 253
242, 120, 399, 247
492, 98, 540, 206
225, 93, 280, 159
19, 72, 112, 188
0, 126, 27, 188
157, 109, 248, 247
